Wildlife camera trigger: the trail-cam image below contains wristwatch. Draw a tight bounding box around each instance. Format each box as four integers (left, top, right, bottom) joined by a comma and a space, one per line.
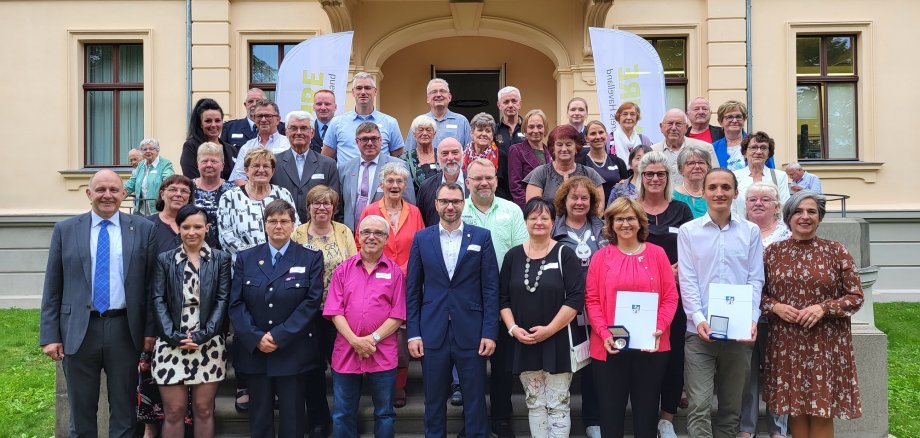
371, 331, 382, 344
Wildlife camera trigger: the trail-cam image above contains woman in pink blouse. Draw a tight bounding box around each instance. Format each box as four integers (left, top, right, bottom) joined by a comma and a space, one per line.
584, 197, 678, 438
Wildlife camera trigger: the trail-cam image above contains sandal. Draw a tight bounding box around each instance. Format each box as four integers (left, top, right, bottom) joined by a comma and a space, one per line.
235, 388, 250, 413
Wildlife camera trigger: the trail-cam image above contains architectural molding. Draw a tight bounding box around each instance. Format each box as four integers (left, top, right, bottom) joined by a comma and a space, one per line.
582, 0, 614, 58
449, 1, 483, 33
321, 0, 355, 33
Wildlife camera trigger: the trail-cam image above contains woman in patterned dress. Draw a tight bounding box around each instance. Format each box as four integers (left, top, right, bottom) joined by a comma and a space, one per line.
762, 191, 864, 438
151, 204, 231, 438
191, 142, 235, 249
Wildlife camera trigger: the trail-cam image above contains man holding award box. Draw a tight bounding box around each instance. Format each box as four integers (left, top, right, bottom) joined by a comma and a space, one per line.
677, 168, 764, 438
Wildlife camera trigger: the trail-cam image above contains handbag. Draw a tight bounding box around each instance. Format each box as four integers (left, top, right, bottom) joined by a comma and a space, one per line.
559, 245, 591, 372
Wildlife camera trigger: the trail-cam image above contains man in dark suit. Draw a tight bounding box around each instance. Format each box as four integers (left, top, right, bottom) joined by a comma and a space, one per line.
40, 169, 157, 438
229, 199, 324, 438
406, 182, 499, 438
310, 89, 337, 154
338, 121, 416, 231
222, 88, 286, 153
271, 110, 340, 223
417, 137, 467, 226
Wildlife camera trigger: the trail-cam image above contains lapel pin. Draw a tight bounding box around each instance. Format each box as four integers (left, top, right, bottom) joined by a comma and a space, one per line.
259, 260, 265, 266
466, 234, 470, 238
129, 226, 134, 231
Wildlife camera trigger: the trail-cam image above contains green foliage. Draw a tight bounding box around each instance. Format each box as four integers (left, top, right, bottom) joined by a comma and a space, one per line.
0, 309, 54, 437
875, 302, 920, 437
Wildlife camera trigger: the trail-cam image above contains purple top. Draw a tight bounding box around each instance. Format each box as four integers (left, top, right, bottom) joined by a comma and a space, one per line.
323, 253, 406, 374
507, 141, 553, 209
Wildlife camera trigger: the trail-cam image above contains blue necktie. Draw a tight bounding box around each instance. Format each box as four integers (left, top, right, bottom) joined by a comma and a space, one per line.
94, 220, 111, 313
273, 251, 282, 267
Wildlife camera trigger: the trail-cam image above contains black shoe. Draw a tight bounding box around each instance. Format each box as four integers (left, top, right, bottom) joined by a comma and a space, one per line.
308, 425, 330, 438
234, 388, 249, 413
450, 384, 463, 406
456, 426, 466, 438
492, 420, 516, 438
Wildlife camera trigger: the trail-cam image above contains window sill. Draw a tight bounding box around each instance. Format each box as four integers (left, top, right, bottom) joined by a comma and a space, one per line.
798, 161, 883, 183
60, 168, 134, 191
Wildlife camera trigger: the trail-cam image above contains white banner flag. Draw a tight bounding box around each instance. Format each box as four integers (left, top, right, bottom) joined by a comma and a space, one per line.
589, 27, 666, 157
276, 31, 354, 119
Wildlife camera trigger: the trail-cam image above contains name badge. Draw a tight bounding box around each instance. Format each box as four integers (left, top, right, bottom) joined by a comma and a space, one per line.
516, 132, 525, 137
468, 244, 481, 252
446, 124, 458, 129
310, 173, 325, 180
290, 266, 306, 273
232, 133, 244, 139
377, 123, 384, 128
376, 272, 392, 280
607, 165, 618, 171
150, 170, 157, 174
543, 262, 559, 270
669, 227, 679, 234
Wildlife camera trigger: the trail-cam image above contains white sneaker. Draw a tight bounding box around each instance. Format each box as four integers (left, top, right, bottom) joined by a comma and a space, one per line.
658, 419, 678, 438
585, 425, 601, 438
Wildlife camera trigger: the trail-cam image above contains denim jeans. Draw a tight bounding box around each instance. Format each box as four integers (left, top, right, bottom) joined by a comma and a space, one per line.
332, 369, 397, 438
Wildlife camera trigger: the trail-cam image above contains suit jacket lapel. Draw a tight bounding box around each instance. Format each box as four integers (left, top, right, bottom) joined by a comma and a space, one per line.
77, 214, 93, 288
301, 153, 320, 186
453, 229, 473, 274
279, 152, 300, 187
428, 227, 450, 280
120, 213, 136, 277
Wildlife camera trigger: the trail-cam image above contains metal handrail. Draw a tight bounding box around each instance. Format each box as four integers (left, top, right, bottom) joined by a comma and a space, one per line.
821, 193, 850, 217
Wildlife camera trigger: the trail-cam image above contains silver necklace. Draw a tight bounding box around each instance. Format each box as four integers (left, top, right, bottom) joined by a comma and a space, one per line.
619, 243, 643, 256
523, 242, 551, 293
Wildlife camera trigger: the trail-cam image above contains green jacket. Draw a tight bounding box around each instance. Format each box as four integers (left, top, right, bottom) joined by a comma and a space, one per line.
125, 157, 175, 214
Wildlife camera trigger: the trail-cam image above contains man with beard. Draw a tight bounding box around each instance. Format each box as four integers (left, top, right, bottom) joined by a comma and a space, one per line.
686, 97, 725, 144
493, 86, 525, 200
310, 89, 337, 154
405, 78, 472, 151
417, 138, 468, 226
651, 109, 719, 185
458, 158, 527, 438
270, 111, 340, 223
229, 99, 291, 185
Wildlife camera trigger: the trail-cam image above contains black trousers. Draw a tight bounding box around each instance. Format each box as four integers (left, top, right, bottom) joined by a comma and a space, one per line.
660, 303, 688, 414
489, 324, 514, 421
593, 350, 668, 438
305, 317, 336, 428
248, 372, 308, 438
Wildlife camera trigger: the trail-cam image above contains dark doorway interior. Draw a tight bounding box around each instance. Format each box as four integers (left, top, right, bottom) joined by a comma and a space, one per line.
433, 66, 504, 122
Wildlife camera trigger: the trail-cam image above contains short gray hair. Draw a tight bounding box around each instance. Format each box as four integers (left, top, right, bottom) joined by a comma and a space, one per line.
745, 181, 782, 221
677, 145, 713, 173
285, 110, 315, 126
379, 161, 410, 183
497, 86, 521, 100
782, 190, 826, 227
786, 162, 803, 171
139, 138, 160, 151
637, 150, 673, 203
410, 115, 438, 135
427, 78, 450, 93
660, 108, 691, 125
359, 214, 390, 236
352, 72, 377, 88
470, 112, 496, 132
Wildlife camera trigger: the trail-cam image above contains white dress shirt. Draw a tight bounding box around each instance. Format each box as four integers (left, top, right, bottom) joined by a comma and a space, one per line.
438, 222, 465, 280
90, 211, 126, 310
229, 132, 292, 182
677, 213, 764, 333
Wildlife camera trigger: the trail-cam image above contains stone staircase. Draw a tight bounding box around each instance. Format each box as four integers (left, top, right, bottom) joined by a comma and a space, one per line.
212, 359, 773, 437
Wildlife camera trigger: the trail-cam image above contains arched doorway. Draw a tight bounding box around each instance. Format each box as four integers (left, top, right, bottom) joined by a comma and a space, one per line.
380, 36, 558, 129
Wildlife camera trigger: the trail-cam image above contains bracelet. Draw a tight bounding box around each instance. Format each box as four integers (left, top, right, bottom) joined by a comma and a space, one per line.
508, 324, 519, 336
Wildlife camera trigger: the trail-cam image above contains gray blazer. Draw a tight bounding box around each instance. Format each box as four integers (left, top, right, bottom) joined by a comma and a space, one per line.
39, 212, 157, 355
338, 154, 417, 230
271, 149, 341, 223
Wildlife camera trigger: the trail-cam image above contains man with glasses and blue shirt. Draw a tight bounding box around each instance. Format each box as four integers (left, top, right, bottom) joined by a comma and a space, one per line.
322, 72, 406, 162
405, 78, 472, 151
229, 99, 291, 185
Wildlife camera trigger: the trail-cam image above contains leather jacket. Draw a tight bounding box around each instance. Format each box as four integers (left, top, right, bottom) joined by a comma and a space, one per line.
151, 246, 231, 346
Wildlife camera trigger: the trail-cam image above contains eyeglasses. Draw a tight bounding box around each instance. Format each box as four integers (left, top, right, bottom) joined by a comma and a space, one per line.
642, 171, 668, 180
354, 86, 376, 92
383, 178, 405, 185
359, 230, 387, 238
247, 163, 273, 170
357, 136, 381, 144
266, 219, 293, 227
427, 89, 449, 96
613, 216, 638, 224
140, 146, 157, 152
723, 115, 745, 121
436, 198, 464, 207
746, 197, 776, 204
467, 175, 496, 182
684, 161, 709, 168
164, 187, 191, 195
254, 114, 277, 120
287, 126, 313, 133
747, 145, 770, 152
311, 201, 333, 208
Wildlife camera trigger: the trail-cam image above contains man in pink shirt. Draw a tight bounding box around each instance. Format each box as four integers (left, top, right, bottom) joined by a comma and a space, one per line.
323, 214, 407, 438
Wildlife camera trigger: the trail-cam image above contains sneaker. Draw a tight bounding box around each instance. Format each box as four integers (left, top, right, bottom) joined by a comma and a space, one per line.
450, 384, 463, 406
658, 419, 678, 438
492, 420, 516, 438
586, 425, 602, 438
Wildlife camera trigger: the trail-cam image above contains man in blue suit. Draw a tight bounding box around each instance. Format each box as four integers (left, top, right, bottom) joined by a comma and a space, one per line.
229, 199, 324, 438
40, 169, 157, 437
407, 182, 499, 438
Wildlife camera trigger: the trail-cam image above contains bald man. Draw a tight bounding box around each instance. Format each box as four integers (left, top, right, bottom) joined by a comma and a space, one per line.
40, 170, 157, 437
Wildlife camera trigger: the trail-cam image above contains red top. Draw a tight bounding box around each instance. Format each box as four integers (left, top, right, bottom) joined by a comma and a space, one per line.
687, 129, 713, 144
358, 199, 425, 274
585, 242, 679, 360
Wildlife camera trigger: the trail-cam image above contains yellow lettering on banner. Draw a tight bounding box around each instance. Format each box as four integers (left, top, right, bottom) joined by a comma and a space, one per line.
300, 71, 326, 110
618, 64, 644, 134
